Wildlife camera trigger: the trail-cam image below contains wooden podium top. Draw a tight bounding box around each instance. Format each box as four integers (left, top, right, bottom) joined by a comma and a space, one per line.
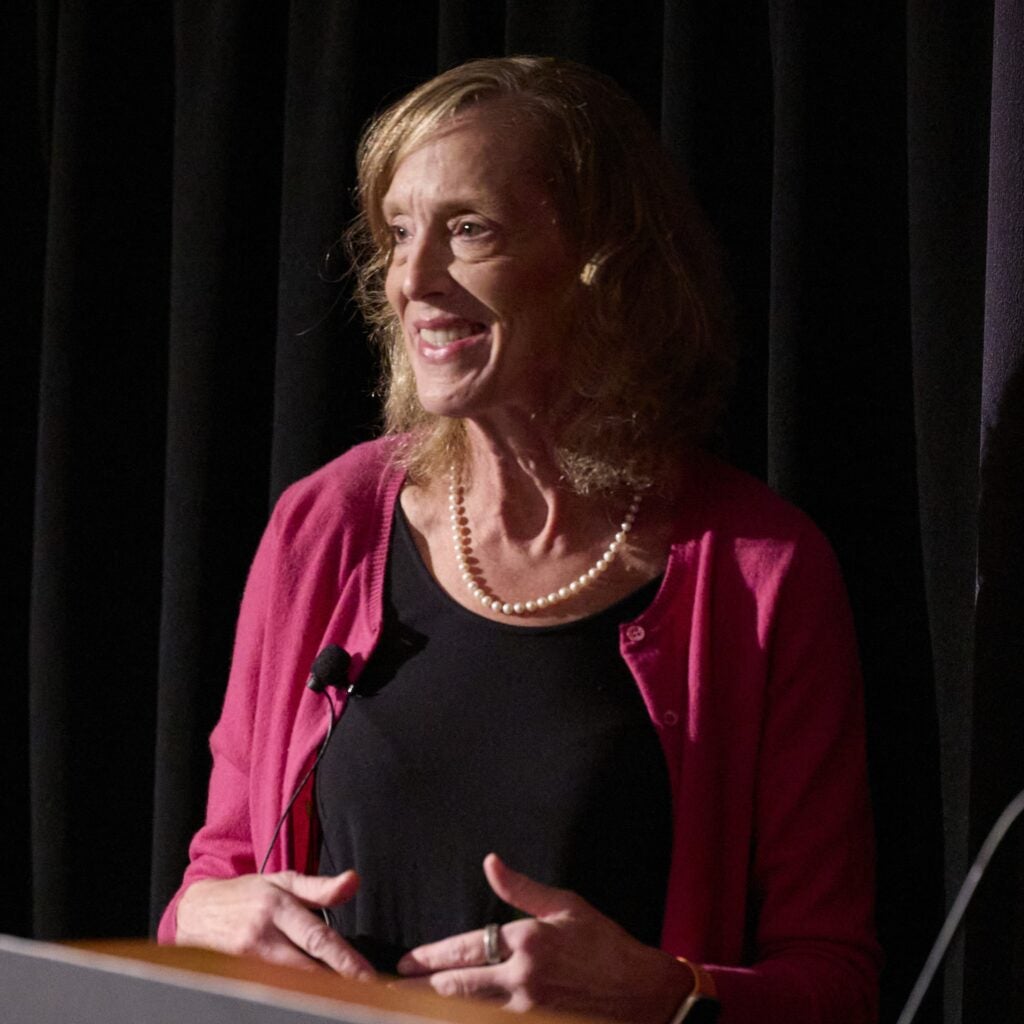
0, 935, 608, 1024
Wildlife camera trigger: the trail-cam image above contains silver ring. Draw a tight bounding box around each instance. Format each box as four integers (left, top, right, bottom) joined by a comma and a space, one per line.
483, 922, 502, 965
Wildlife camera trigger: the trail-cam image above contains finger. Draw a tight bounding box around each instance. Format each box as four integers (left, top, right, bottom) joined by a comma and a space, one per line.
421, 965, 509, 1003
252, 930, 337, 973
483, 853, 575, 919
396, 923, 508, 976
389, 975, 436, 991
267, 869, 361, 910
272, 899, 376, 979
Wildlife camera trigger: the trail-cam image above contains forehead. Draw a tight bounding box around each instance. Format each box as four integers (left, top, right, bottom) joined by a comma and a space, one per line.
381, 107, 554, 215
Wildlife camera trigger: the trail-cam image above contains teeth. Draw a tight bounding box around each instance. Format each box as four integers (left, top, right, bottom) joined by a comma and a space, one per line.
420, 325, 479, 347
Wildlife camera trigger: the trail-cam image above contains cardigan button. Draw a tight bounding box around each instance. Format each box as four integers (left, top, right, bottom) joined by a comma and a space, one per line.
663, 709, 680, 726
625, 624, 646, 643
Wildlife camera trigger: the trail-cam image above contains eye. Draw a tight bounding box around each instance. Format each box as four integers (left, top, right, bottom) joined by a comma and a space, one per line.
452, 219, 488, 240
388, 223, 410, 245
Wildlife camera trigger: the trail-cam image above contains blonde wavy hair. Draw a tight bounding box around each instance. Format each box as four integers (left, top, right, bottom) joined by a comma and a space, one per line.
346, 55, 733, 495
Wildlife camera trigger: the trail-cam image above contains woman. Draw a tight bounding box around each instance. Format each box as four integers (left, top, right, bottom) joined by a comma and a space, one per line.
160, 56, 880, 1023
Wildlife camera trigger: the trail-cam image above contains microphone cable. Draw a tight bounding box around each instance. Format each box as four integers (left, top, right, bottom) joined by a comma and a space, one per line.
896, 787, 1024, 1024
258, 645, 353, 875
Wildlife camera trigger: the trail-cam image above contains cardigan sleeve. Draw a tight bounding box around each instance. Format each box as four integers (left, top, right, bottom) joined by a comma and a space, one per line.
155, 441, 399, 945
709, 525, 881, 1023
156, 509, 279, 943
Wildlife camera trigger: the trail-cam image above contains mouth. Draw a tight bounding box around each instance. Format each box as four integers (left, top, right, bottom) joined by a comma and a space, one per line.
418, 321, 488, 348
414, 319, 490, 363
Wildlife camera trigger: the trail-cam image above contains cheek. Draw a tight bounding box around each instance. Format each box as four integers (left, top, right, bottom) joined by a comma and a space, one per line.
384, 266, 412, 335
480, 262, 574, 321
516, 267, 578, 334
384, 264, 401, 310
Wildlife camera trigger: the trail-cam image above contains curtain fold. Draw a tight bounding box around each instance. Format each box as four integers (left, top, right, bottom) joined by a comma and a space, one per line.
906, 1, 993, 1016
1, 0, 46, 945
965, 0, 1024, 1017
150, 0, 287, 925
27, 0, 172, 940
9, 3, 1021, 1021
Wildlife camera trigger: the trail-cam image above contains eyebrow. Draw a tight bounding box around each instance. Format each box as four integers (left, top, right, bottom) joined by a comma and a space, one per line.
381, 193, 500, 217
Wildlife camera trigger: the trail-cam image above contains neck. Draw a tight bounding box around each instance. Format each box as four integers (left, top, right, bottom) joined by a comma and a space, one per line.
448, 454, 641, 617
459, 415, 573, 548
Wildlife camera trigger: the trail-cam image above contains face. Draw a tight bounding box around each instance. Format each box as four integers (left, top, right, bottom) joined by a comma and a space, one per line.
382, 106, 578, 424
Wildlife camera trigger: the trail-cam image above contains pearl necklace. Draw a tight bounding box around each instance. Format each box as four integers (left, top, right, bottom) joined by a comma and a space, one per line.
448, 468, 641, 616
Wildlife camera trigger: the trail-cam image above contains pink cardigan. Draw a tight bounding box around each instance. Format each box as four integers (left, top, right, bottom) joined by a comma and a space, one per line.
159, 438, 880, 1023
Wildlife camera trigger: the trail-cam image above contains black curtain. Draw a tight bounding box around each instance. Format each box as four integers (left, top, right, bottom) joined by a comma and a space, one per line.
5, 3, 1022, 1022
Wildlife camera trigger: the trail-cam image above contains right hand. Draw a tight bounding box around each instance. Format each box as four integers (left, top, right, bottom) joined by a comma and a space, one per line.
175, 870, 375, 979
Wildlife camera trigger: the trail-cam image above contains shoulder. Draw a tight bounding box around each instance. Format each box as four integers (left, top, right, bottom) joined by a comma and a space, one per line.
271, 437, 403, 526
262, 437, 405, 557
676, 451, 844, 593
688, 452, 818, 539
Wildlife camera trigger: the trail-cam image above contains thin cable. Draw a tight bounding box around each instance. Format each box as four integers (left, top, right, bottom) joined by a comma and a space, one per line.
895, 787, 1024, 1024
258, 688, 344, 875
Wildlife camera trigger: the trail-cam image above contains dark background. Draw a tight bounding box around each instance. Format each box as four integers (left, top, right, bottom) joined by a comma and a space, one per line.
3, 2, 1022, 1022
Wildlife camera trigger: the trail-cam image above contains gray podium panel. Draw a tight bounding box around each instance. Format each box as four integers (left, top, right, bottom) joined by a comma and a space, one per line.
0, 936, 589, 1024
0, 936, 417, 1024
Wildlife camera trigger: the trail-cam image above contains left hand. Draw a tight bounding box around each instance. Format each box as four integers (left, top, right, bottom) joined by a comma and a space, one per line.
395, 853, 691, 1021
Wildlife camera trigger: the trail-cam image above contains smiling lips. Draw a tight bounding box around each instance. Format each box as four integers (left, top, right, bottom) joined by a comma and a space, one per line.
416, 320, 489, 361
419, 321, 487, 346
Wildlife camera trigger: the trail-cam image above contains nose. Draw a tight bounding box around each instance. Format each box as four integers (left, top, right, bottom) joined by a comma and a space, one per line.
400, 234, 452, 300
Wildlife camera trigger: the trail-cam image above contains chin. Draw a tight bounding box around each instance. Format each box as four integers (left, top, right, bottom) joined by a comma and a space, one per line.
413, 376, 497, 421
415, 390, 480, 421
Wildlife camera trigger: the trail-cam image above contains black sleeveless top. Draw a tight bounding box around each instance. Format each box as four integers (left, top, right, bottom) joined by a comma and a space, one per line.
315, 506, 673, 972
